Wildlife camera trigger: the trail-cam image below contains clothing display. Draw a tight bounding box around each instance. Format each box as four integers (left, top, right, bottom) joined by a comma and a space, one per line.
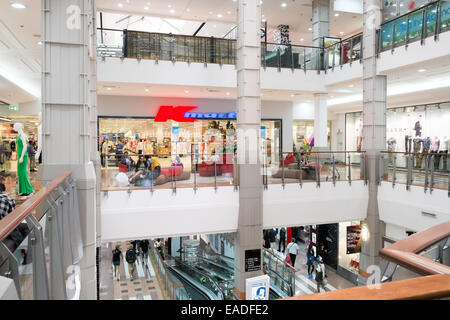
430, 137, 440, 152
422, 137, 431, 151
387, 137, 397, 151
414, 120, 422, 137
405, 135, 412, 154
413, 138, 423, 168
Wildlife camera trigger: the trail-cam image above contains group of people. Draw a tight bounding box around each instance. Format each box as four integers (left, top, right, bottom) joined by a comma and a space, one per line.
101, 138, 159, 167
111, 240, 150, 281
112, 239, 165, 281
0, 139, 38, 172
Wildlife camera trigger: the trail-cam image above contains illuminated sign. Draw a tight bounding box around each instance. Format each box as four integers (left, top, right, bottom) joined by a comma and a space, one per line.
9, 106, 18, 111
154, 106, 236, 122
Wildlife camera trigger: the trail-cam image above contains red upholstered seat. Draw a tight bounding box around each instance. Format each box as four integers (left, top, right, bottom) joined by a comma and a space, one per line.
280, 153, 296, 167
160, 167, 183, 177
198, 161, 223, 177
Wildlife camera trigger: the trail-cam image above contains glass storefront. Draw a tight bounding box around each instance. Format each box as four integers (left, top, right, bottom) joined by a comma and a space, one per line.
346, 102, 450, 168
293, 120, 331, 151
99, 116, 281, 174
338, 221, 362, 278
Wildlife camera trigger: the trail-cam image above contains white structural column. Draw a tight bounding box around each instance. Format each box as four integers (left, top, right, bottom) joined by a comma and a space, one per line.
234, 0, 263, 299
360, 0, 386, 274
41, 0, 97, 299
314, 93, 328, 148
312, 0, 330, 47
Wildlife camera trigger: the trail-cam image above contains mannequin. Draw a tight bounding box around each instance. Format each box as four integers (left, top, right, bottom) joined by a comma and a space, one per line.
387, 137, 396, 165
13, 123, 34, 195
431, 136, 441, 171
355, 118, 363, 152
414, 115, 422, 137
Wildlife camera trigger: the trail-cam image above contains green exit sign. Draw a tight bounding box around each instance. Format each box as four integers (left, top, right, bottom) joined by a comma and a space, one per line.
9, 106, 18, 111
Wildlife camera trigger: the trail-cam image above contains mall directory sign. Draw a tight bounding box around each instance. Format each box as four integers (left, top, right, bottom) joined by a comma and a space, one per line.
245, 249, 261, 272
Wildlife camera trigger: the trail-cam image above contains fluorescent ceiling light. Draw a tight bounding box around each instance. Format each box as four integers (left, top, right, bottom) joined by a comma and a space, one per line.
11, 2, 26, 9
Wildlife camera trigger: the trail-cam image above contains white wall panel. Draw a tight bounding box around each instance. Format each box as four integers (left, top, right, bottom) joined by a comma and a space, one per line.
378, 181, 450, 232
101, 181, 369, 242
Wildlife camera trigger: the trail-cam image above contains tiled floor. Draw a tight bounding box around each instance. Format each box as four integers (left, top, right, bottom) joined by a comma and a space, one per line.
99, 242, 165, 300
271, 240, 355, 296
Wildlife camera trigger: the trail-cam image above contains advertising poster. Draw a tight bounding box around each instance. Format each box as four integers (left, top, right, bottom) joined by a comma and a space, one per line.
346, 225, 362, 254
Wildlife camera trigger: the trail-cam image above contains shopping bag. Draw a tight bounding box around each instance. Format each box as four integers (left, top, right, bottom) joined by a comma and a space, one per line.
284, 253, 292, 266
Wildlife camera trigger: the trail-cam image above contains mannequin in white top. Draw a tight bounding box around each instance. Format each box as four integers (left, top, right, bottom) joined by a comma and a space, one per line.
13, 123, 27, 164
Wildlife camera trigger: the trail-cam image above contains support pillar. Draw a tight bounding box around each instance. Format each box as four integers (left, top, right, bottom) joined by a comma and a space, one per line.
314, 93, 328, 149
312, 0, 330, 70
360, 0, 386, 277
41, 0, 97, 299
234, 0, 263, 299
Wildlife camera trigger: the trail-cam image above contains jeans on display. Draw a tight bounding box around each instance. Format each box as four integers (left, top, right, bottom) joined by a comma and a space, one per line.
405, 136, 412, 154
418, 150, 428, 169
438, 151, 449, 171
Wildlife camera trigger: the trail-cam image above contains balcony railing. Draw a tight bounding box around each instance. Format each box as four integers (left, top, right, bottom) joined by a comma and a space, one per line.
378, 0, 450, 53
0, 171, 83, 300
97, 28, 324, 71
380, 151, 450, 195
100, 150, 366, 194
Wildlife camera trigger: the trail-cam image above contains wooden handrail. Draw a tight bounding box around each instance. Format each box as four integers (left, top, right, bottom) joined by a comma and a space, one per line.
285, 274, 450, 300
0, 171, 72, 241
380, 250, 450, 276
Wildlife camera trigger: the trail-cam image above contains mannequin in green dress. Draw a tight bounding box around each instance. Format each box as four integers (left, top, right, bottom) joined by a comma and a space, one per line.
13, 123, 34, 195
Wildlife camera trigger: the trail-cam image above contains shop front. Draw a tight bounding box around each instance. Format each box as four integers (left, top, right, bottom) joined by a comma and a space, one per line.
346, 102, 450, 169
337, 221, 362, 284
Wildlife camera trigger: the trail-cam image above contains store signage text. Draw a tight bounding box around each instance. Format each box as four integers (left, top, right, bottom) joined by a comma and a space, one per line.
154, 106, 237, 122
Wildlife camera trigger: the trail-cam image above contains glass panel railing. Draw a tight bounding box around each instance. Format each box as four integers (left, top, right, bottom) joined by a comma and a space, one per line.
381, 151, 449, 192
324, 34, 362, 70
380, 1, 450, 52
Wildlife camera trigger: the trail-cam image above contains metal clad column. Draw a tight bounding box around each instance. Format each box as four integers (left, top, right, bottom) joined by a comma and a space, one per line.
360, 0, 387, 276
234, 0, 263, 299
312, 0, 330, 47
314, 93, 328, 148
41, 0, 97, 299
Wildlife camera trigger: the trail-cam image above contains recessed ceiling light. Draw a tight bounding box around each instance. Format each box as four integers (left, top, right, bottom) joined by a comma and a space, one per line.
186, 8, 190, 12
208, 11, 213, 15
145, 88, 149, 92
106, 87, 112, 91
10, 2, 27, 9
290, 94, 294, 97
418, 69, 426, 72
300, 38, 304, 42
185, 90, 189, 94
340, 31, 344, 35
281, 3, 287, 8
117, 3, 123, 8
217, 13, 223, 18
37, 41, 42, 45
144, 6, 149, 10
308, 27, 312, 31
170, 9, 175, 13
349, 84, 354, 88
335, 13, 340, 17
227, 11, 231, 14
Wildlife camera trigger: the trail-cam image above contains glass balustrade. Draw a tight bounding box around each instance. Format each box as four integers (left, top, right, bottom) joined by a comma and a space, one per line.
380, 0, 450, 52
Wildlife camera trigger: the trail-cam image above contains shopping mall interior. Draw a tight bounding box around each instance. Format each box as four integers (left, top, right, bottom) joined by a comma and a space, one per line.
0, 0, 449, 304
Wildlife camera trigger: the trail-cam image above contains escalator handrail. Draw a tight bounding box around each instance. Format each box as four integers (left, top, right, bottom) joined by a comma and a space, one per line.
166, 264, 211, 300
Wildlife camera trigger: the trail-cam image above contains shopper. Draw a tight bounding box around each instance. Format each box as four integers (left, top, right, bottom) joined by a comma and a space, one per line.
286, 238, 299, 268
129, 155, 150, 183
27, 140, 36, 172
101, 138, 111, 167
111, 244, 122, 281
139, 239, 149, 267
149, 156, 161, 180
120, 151, 135, 171
125, 244, 137, 281
315, 256, 327, 293
306, 245, 315, 279
263, 230, 271, 249
137, 139, 144, 155
278, 227, 286, 253
269, 228, 277, 251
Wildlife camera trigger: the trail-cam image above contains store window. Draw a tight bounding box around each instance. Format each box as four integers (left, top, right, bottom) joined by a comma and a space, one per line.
293, 120, 331, 152
98, 116, 282, 168
346, 103, 450, 168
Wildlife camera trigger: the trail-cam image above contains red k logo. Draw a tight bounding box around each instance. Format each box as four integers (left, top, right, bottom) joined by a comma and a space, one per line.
154, 106, 198, 122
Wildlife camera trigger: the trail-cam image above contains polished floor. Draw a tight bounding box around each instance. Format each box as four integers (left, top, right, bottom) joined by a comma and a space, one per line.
99, 241, 164, 300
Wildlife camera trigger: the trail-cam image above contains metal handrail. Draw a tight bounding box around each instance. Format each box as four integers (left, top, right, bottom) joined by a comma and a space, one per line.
380, 0, 440, 27
0, 171, 72, 241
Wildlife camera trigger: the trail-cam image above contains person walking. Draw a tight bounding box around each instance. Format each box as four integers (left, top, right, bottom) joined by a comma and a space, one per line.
286, 238, 299, 268
112, 244, 122, 281
125, 244, 137, 281
315, 256, 327, 293
306, 245, 315, 279
278, 227, 286, 253
139, 239, 149, 267
27, 140, 36, 172
269, 228, 277, 251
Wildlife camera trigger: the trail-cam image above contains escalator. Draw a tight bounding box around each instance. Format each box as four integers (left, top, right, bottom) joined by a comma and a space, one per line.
166, 257, 224, 300
167, 265, 210, 300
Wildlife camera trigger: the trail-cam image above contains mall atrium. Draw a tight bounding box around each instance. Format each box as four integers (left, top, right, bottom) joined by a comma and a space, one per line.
0, 0, 449, 302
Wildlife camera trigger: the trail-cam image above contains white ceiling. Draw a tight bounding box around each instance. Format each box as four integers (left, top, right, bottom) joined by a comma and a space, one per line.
0, 0, 41, 104
97, 0, 363, 45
